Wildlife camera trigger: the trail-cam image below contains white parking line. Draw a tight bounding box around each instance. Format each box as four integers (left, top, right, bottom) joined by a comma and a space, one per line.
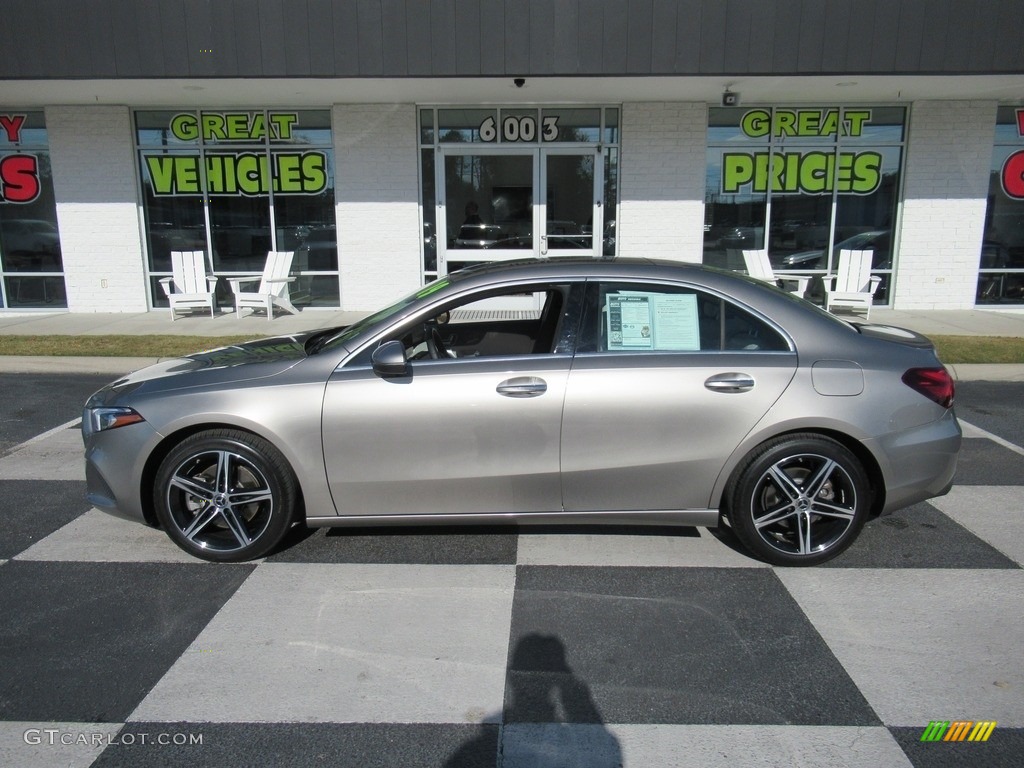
959, 418, 1024, 457
20, 417, 82, 448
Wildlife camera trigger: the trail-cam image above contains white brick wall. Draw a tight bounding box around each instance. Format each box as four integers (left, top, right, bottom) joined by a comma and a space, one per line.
894, 100, 997, 309
333, 104, 422, 310
618, 102, 707, 262
46, 106, 147, 312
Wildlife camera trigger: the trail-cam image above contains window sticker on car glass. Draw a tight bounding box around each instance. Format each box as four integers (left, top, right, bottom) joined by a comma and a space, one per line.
605, 292, 700, 351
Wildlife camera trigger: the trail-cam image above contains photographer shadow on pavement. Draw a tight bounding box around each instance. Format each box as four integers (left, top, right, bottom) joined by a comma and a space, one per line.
445, 633, 623, 768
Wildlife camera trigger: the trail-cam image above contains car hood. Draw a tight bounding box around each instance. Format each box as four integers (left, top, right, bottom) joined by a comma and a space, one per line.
99, 333, 321, 396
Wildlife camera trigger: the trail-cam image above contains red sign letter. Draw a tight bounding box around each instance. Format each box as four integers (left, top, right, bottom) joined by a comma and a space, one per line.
0, 115, 26, 143
0, 155, 41, 203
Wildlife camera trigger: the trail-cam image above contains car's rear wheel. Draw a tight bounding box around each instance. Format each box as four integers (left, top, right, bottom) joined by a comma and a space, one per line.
726, 434, 870, 566
154, 429, 298, 562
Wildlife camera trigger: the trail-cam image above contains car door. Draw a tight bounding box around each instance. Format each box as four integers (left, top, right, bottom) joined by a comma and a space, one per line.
320, 282, 578, 517
560, 280, 798, 512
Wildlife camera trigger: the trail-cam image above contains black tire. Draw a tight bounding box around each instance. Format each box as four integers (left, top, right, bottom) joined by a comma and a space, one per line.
725, 434, 870, 566
153, 429, 298, 562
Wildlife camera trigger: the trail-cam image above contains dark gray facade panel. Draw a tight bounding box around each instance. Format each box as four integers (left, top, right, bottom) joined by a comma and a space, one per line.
869, 2, 900, 72
64, 1, 117, 76
454, 0, 483, 76
1, 0, 1022, 79
478, 1, 508, 75
307, 0, 340, 75
429, 0, 457, 76
158, 0, 192, 75
672, 0, 703, 72
964, 1, 1002, 72
230, 0, 265, 75
131, 0, 167, 76
257, 0, 291, 75
355, 0, 385, 75
551, 0, 581, 73
698, 0, 728, 73
918, 0, 953, 73
283, 0, 315, 76
109, 0, 144, 77
892, 0, 927, 73
819, 0, 852, 73
332, 2, 362, 75
721, 0, 754, 73
770, 0, 802, 73
601, 0, 629, 73
577, 3, 605, 73
649, 0, 678, 73
504, 0, 532, 75
381, 0, 410, 76
992, 1, 1023, 71
528, 0, 554, 74
744, 1, 777, 74
185, 0, 219, 77
795, 1, 827, 73
625, 0, 653, 74
405, 0, 434, 75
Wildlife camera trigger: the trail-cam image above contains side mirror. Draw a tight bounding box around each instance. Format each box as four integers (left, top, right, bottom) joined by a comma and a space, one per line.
371, 340, 409, 378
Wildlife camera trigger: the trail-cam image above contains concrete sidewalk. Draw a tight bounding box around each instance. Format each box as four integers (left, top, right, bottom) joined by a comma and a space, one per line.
0, 306, 1023, 380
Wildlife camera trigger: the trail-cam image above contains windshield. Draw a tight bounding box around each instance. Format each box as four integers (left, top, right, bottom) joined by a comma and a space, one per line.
309, 277, 451, 354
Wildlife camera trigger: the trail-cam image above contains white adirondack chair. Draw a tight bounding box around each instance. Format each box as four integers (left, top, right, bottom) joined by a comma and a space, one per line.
159, 250, 218, 320
741, 249, 812, 297
227, 250, 299, 320
824, 249, 882, 318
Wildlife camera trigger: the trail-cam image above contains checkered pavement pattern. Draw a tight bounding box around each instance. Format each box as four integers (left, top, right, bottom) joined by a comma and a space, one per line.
1, 408, 1022, 767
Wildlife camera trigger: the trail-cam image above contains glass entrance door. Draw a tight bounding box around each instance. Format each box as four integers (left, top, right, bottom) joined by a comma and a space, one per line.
541, 149, 602, 258
437, 148, 601, 275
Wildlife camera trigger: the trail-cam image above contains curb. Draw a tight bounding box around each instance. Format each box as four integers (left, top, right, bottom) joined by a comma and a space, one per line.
0, 356, 163, 375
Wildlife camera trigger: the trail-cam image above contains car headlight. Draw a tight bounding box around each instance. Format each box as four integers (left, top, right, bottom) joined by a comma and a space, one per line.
86, 406, 145, 433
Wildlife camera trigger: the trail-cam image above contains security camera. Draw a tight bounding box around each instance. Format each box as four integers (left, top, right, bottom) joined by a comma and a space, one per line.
514, 77, 526, 88
721, 90, 740, 107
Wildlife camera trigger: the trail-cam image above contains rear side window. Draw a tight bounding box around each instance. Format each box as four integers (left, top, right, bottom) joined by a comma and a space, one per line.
578, 282, 789, 353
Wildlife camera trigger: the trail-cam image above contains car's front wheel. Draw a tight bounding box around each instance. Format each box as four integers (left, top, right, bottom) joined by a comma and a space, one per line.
154, 429, 298, 562
726, 434, 870, 566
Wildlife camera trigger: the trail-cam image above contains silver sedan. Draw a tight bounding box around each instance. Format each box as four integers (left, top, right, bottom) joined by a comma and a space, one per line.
82, 259, 960, 566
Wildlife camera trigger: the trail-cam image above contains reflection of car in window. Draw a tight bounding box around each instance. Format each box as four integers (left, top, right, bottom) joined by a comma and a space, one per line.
779, 230, 891, 269
1, 218, 61, 256
295, 225, 337, 270
453, 223, 504, 248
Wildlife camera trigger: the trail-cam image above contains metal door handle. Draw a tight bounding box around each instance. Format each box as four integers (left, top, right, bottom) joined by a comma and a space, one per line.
497, 377, 547, 398
704, 373, 755, 393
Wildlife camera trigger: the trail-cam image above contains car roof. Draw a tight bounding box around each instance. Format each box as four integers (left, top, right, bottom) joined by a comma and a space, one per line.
446, 256, 718, 283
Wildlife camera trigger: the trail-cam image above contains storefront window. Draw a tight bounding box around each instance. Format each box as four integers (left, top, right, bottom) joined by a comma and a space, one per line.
705, 107, 905, 305
136, 110, 338, 309
979, 107, 1024, 305
0, 111, 66, 309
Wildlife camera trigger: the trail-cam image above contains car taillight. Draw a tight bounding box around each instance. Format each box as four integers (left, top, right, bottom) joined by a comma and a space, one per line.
902, 367, 955, 408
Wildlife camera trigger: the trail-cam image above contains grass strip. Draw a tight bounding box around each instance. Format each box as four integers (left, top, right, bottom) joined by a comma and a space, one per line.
0, 335, 257, 358
931, 335, 1024, 365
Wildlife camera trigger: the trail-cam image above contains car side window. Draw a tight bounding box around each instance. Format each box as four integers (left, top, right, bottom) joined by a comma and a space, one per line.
350, 282, 580, 366
578, 282, 788, 353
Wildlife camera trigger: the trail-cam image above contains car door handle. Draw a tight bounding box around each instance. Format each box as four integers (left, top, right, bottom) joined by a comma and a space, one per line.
497, 377, 547, 398
704, 373, 755, 393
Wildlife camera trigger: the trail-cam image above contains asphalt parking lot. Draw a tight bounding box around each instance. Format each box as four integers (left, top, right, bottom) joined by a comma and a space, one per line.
0, 372, 1022, 768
